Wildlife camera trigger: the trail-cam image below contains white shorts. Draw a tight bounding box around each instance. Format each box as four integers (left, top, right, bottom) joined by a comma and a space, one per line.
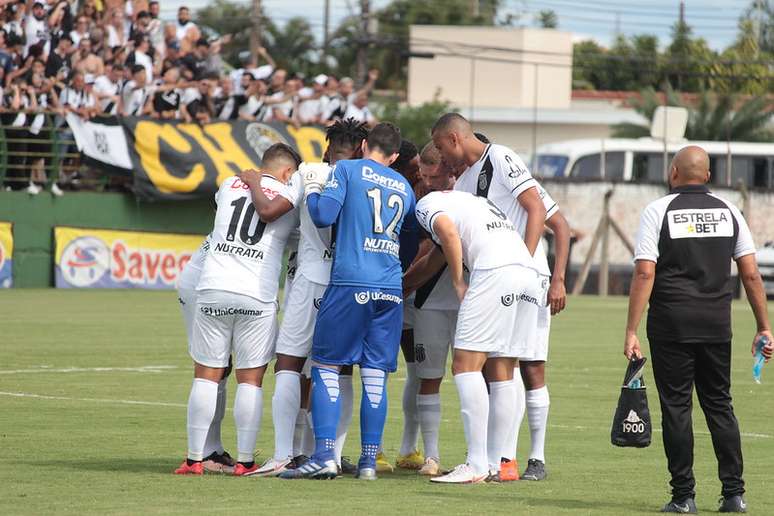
276, 275, 327, 358
519, 305, 551, 362
414, 308, 457, 379
191, 289, 277, 369
455, 265, 546, 358
403, 293, 417, 330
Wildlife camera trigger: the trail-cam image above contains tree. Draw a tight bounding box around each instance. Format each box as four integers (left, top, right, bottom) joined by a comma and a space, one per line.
663, 20, 715, 92
265, 17, 319, 77
741, 0, 774, 53
710, 20, 771, 96
537, 9, 558, 29
195, 0, 255, 66
612, 86, 774, 142
377, 96, 451, 147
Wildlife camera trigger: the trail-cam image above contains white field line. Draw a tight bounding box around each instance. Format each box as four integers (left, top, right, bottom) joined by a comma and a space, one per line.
0, 390, 771, 440
0, 365, 177, 375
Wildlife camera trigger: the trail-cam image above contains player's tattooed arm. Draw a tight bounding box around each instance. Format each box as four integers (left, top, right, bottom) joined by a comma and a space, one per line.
515, 186, 547, 256
238, 169, 294, 223
544, 211, 570, 315
431, 214, 467, 302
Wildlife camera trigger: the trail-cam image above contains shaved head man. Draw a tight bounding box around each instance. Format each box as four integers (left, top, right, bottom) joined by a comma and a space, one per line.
668, 145, 711, 187
626, 146, 772, 512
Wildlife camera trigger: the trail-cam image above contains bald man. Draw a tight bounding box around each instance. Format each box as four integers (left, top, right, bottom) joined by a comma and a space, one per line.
625, 145, 773, 513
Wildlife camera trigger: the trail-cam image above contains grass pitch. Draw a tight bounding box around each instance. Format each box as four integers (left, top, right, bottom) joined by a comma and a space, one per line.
1, 291, 772, 515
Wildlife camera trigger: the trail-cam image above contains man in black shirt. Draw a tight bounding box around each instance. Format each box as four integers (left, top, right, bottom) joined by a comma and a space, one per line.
625, 146, 773, 514
44, 35, 72, 78
181, 38, 209, 81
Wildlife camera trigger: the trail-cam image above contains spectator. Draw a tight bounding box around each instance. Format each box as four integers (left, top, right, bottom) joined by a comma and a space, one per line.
344, 91, 376, 127
106, 9, 127, 49
238, 77, 270, 121
121, 64, 150, 116
265, 76, 299, 124
93, 62, 123, 115
129, 10, 151, 41
44, 35, 72, 79
180, 37, 208, 81
60, 71, 95, 119
152, 66, 182, 119
267, 67, 286, 95
181, 74, 215, 124
148, 1, 160, 19
78, 0, 100, 26
24, 1, 49, 55
175, 6, 199, 54
127, 35, 153, 83
296, 74, 327, 125
213, 75, 240, 120
70, 16, 90, 47
72, 37, 104, 77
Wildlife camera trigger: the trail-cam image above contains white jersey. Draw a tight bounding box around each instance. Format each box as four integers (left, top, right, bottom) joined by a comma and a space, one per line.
454, 143, 557, 276
288, 168, 333, 285
178, 234, 211, 291
196, 174, 300, 302
416, 190, 538, 272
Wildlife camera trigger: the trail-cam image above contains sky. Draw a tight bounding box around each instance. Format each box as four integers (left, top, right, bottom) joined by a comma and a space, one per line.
157, 0, 755, 51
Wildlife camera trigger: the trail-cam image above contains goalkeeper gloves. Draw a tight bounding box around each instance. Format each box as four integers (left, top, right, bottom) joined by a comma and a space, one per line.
300, 162, 332, 197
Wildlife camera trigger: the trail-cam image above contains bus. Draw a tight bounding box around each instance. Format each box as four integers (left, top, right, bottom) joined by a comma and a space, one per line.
532, 138, 774, 189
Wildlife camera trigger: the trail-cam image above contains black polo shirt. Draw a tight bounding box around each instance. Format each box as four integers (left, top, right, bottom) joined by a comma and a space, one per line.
634, 184, 755, 343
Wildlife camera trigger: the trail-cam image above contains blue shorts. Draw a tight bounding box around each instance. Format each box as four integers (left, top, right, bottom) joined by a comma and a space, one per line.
311, 285, 403, 372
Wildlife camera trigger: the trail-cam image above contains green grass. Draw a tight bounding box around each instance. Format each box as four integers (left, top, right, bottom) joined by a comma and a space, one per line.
1, 291, 772, 515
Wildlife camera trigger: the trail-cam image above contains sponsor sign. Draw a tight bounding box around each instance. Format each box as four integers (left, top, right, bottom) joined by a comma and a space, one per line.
54, 227, 205, 289
0, 222, 13, 288
668, 208, 733, 239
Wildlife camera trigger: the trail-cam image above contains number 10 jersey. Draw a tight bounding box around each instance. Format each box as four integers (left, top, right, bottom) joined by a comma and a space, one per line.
197, 174, 300, 303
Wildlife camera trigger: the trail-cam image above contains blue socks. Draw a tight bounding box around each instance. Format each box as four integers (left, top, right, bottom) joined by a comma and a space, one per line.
311, 366, 341, 462
360, 368, 388, 468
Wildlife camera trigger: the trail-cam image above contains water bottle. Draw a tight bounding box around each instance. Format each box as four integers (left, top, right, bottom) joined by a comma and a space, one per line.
753, 335, 769, 384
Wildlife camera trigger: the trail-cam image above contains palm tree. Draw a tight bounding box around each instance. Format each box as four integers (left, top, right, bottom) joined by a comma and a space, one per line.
612, 86, 774, 142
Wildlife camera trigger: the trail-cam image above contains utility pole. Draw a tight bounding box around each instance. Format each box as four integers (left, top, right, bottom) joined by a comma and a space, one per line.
356, 0, 370, 86
322, 0, 331, 62
250, 0, 262, 63
679, 0, 685, 25
470, 0, 480, 17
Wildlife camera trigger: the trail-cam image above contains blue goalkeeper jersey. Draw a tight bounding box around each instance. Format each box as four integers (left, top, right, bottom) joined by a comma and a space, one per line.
320, 158, 417, 289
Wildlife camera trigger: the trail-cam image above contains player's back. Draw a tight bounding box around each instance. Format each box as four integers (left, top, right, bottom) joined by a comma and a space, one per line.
197, 174, 299, 302
416, 190, 537, 273
289, 170, 333, 284
322, 158, 416, 289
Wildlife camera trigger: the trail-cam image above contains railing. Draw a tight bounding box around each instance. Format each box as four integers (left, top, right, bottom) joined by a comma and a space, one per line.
0, 111, 121, 192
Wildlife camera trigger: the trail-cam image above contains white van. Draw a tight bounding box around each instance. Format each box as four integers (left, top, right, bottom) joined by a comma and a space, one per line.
533, 138, 774, 189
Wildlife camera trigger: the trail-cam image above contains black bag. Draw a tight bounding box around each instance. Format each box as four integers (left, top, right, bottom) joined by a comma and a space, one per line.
611, 358, 652, 448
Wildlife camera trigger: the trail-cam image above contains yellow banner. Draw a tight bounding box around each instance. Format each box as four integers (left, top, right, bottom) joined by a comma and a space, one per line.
0, 222, 12, 288
54, 226, 205, 289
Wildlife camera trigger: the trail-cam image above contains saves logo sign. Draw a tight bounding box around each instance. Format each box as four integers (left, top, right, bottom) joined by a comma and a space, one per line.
54, 227, 205, 289
0, 221, 13, 288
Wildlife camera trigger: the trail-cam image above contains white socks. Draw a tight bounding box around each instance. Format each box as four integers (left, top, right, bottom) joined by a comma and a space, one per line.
203, 377, 227, 457
417, 393, 441, 460
293, 408, 308, 457
399, 362, 421, 456
487, 380, 516, 471
454, 372, 489, 476
234, 383, 263, 463
187, 378, 218, 461
335, 374, 354, 464
272, 370, 301, 460
505, 368, 526, 460
526, 386, 550, 462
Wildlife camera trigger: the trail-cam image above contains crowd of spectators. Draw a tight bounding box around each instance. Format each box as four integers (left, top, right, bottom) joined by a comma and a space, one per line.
0, 0, 380, 194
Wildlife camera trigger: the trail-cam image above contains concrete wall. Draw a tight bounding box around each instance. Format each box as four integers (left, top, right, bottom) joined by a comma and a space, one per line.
408, 25, 573, 110
473, 122, 612, 157
542, 179, 774, 268
0, 191, 213, 287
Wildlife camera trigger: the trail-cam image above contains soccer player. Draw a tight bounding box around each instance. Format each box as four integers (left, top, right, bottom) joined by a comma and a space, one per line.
281, 122, 418, 480
405, 190, 547, 484
174, 143, 301, 476
402, 143, 457, 477
247, 119, 369, 477
176, 234, 236, 473
432, 114, 570, 481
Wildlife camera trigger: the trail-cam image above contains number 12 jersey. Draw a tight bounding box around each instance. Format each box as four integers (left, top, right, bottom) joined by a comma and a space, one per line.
197, 174, 300, 302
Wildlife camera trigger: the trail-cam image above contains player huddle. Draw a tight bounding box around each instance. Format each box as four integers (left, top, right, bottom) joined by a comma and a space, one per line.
174, 113, 570, 484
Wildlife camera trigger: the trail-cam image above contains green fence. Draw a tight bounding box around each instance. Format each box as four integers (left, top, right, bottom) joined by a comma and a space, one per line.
0, 190, 214, 287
